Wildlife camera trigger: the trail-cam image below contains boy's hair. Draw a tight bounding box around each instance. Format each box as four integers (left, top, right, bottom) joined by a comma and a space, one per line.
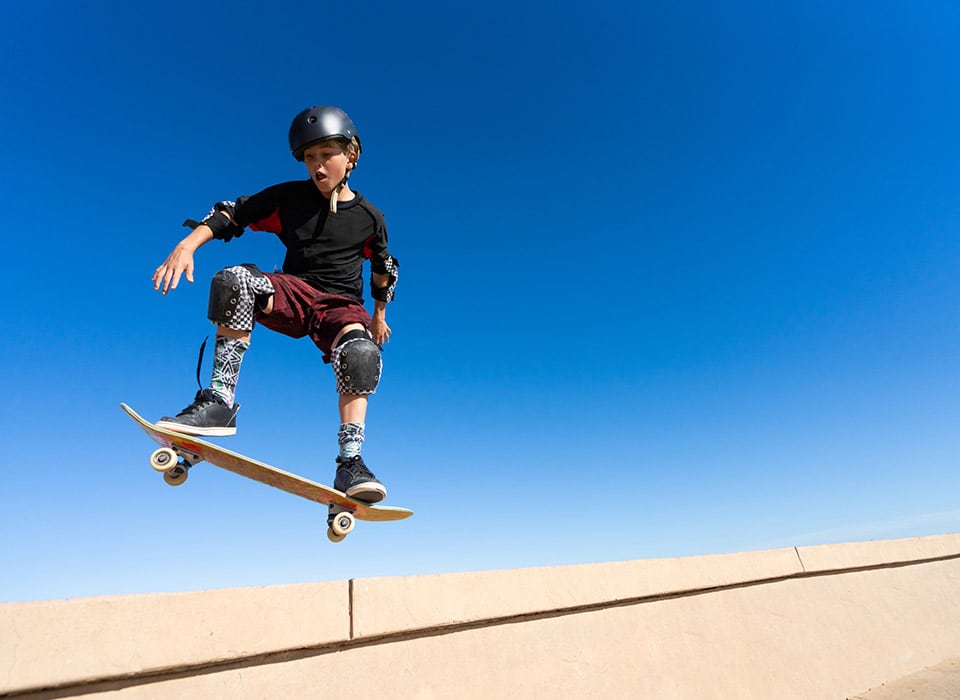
308, 136, 361, 165
340, 136, 361, 162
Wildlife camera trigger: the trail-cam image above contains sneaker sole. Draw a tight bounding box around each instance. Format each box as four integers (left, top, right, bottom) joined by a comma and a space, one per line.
155, 421, 237, 437
346, 482, 387, 504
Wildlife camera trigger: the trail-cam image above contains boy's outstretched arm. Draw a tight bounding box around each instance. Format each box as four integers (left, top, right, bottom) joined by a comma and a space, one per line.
153, 224, 215, 295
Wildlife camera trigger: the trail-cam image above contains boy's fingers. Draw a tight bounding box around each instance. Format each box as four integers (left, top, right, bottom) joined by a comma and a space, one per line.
160, 270, 175, 294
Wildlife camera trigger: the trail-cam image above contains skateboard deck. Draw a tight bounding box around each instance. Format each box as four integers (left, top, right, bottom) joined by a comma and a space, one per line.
121, 403, 412, 541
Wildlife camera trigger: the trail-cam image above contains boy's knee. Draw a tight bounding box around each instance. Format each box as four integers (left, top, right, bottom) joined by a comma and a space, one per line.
331, 330, 381, 395
208, 265, 275, 331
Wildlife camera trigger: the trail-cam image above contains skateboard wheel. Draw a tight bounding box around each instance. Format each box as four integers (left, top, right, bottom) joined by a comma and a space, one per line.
326, 528, 347, 543
163, 466, 188, 487
330, 512, 355, 538
150, 447, 179, 472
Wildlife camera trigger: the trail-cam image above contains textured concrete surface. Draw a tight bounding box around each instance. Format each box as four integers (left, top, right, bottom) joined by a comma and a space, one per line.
850, 658, 960, 699
352, 545, 804, 637
0, 581, 348, 693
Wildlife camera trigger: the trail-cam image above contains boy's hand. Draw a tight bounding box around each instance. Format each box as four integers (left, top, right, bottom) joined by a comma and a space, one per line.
153, 225, 214, 295
153, 246, 195, 295
370, 315, 392, 345
370, 300, 391, 345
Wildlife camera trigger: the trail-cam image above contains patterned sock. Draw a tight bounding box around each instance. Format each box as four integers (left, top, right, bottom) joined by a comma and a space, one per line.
338, 422, 365, 459
210, 335, 249, 406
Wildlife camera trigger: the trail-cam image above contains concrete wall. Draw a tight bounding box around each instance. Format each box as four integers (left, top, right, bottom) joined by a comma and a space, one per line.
3, 533, 960, 699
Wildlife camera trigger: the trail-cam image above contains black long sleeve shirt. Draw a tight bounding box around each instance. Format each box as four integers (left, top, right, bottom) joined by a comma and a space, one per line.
194, 180, 398, 304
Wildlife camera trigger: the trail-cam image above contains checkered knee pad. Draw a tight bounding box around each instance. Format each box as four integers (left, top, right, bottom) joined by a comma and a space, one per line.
331, 333, 381, 395
207, 265, 275, 331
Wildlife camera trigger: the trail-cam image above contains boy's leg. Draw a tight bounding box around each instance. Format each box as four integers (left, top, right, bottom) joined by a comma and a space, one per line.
337, 395, 367, 458
330, 324, 386, 503
157, 266, 274, 436
339, 393, 367, 424
260, 287, 385, 501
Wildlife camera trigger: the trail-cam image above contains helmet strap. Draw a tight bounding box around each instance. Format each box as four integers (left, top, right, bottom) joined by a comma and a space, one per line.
330, 175, 350, 214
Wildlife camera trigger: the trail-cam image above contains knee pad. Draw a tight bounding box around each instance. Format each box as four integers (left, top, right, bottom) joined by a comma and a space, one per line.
207, 264, 275, 331
332, 331, 382, 395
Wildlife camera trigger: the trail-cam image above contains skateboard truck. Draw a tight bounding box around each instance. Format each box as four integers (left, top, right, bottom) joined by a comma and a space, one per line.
327, 505, 356, 543
149, 446, 201, 487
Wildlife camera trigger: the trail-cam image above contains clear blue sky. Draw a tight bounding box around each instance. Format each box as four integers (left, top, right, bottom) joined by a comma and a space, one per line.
2, 0, 959, 603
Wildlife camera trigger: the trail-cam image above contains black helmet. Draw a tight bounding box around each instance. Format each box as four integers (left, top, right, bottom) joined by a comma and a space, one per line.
288, 105, 361, 161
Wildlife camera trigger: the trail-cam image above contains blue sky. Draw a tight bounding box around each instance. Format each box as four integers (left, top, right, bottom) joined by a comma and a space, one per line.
2, 0, 959, 602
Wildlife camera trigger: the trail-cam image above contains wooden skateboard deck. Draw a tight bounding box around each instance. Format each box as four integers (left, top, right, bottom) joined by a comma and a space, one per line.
121, 403, 412, 541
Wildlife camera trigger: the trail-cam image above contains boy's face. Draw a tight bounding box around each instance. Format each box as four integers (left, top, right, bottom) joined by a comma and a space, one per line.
303, 140, 356, 196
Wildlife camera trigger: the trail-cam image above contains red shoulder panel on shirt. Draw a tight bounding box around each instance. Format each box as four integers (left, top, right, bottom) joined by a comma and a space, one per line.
249, 210, 282, 234
362, 234, 375, 259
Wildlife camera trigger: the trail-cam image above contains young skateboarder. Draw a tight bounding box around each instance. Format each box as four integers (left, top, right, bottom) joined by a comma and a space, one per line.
151, 105, 398, 503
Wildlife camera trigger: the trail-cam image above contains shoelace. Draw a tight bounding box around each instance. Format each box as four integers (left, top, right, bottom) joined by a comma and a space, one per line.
173, 337, 212, 415
338, 456, 372, 479
177, 389, 216, 415
194, 337, 209, 391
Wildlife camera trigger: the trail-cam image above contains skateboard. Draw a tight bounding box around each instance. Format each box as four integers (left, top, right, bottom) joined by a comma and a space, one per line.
121, 403, 413, 542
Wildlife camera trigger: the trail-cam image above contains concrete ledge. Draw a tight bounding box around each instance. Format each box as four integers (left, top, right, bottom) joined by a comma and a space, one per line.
351, 546, 804, 638
0, 581, 348, 695
3, 534, 960, 698
797, 533, 960, 573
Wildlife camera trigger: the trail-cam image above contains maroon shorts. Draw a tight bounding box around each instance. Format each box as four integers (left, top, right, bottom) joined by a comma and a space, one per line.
256, 273, 371, 362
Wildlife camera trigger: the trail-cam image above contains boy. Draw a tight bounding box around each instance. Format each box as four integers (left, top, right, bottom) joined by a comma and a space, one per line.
151, 105, 398, 504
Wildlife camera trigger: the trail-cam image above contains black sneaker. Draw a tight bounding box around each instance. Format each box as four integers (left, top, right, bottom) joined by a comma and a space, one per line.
334, 455, 387, 503
156, 389, 239, 437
